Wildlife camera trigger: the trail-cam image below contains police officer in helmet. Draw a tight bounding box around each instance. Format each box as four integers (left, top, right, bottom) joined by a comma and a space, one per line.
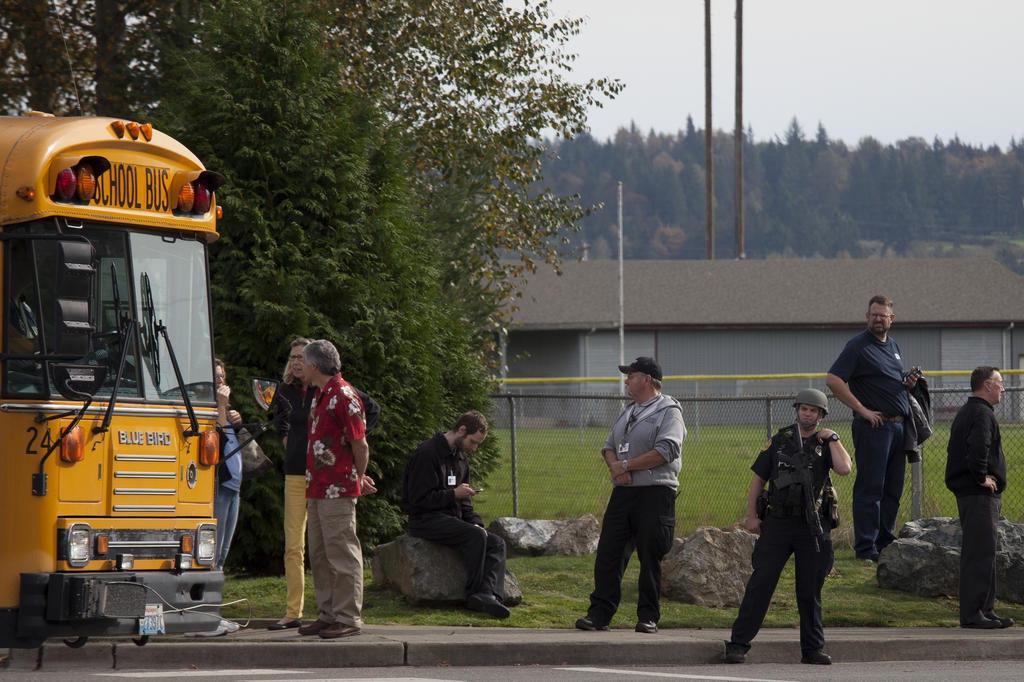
724, 388, 852, 666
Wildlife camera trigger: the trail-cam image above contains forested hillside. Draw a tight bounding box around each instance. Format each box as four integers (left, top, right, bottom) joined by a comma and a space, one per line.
544, 117, 1024, 270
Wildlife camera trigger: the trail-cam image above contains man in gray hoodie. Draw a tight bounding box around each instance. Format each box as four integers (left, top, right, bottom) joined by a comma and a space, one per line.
575, 357, 686, 634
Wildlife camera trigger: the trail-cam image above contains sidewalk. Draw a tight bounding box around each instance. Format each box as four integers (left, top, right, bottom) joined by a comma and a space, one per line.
5, 622, 1024, 670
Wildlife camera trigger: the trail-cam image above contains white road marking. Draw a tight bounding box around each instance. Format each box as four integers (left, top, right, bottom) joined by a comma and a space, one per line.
243, 679, 457, 682
96, 671, 303, 678
558, 667, 800, 682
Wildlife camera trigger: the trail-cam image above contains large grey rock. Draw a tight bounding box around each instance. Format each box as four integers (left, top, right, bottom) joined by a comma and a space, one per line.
488, 515, 600, 556
547, 515, 601, 555
487, 518, 558, 554
878, 516, 1024, 602
661, 526, 757, 607
371, 535, 522, 606
899, 516, 962, 546
877, 537, 959, 597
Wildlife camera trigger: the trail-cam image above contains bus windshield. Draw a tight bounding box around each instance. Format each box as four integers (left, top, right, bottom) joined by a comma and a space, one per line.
3, 222, 215, 404
131, 232, 214, 402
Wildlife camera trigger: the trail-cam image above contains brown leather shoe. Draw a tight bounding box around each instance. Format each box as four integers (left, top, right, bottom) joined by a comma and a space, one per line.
297, 619, 331, 636
318, 623, 361, 639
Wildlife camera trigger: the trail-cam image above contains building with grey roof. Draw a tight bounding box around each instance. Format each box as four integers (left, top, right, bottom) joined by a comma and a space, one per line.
504, 258, 1024, 393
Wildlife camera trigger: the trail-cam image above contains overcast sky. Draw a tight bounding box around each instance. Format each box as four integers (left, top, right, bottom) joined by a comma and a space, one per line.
549, 0, 1023, 147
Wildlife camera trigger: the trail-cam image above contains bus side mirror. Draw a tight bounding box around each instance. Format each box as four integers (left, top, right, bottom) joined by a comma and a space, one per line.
251, 379, 279, 411
54, 240, 97, 357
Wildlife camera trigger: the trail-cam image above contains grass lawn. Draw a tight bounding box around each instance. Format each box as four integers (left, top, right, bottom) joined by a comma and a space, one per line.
221, 417, 1024, 629
221, 550, 1024, 628
474, 423, 1024, 548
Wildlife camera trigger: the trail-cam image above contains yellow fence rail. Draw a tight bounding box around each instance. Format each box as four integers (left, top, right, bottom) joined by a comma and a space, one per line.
502, 369, 1024, 385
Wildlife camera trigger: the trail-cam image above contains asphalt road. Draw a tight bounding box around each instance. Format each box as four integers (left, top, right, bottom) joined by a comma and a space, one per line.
2, 661, 1023, 681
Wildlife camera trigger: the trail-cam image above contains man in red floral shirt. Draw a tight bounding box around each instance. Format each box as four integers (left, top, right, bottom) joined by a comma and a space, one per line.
296, 339, 376, 640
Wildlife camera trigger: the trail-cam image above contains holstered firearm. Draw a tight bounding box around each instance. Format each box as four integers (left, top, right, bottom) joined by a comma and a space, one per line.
755, 489, 769, 521
823, 480, 839, 529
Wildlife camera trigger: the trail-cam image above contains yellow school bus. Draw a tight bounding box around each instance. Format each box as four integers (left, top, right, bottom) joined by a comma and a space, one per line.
0, 113, 225, 647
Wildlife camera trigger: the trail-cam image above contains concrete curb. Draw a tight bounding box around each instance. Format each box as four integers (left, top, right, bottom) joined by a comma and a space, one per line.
4, 626, 1023, 670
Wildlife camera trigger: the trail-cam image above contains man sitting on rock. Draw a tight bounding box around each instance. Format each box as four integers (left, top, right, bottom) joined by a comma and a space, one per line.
402, 410, 510, 619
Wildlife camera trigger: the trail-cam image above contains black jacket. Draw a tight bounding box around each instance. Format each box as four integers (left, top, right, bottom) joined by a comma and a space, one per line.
946, 396, 1007, 496
273, 381, 380, 476
273, 382, 315, 475
402, 432, 481, 525
904, 377, 934, 463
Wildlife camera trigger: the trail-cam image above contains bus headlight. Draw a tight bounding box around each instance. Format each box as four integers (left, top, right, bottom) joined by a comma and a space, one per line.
67, 525, 91, 567
195, 525, 216, 565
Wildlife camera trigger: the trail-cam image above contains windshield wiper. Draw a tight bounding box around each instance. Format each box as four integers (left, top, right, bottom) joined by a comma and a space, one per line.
138, 273, 200, 438
155, 320, 200, 438
94, 265, 136, 434
94, 316, 139, 434
140, 272, 160, 384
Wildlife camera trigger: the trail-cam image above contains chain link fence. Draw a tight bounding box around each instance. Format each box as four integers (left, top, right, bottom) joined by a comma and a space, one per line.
474, 387, 1024, 549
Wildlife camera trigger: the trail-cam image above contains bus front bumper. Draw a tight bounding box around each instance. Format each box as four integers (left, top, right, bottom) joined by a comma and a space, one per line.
1, 570, 223, 647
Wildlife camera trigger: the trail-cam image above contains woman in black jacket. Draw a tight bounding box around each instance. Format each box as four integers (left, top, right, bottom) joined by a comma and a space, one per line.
267, 338, 315, 630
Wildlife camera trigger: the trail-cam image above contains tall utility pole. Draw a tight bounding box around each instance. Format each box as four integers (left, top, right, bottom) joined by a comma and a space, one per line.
617, 181, 625, 396
735, 0, 745, 259
704, 0, 714, 260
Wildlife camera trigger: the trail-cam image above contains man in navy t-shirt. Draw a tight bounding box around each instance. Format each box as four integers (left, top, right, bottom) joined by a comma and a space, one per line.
826, 295, 917, 562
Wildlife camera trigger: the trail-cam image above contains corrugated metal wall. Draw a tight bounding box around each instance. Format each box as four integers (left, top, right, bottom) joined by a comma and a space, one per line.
584, 331, 655, 378
940, 329, 1003, 373
505, 326, 1006, 393
506, 330, 582, 377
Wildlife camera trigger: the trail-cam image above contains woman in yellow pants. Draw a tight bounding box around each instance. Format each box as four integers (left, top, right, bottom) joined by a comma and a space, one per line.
269, 338, 314, 629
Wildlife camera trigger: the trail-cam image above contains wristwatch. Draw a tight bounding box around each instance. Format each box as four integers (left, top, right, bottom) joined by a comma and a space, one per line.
621, 459, 629, 473
826, 433, 840, 443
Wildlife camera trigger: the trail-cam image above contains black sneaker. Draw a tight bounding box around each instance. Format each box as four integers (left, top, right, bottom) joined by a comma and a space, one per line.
574, 616, 609, 631
634, 620, 657, 634
801, 650, 832, 665
724, 641, 748, 664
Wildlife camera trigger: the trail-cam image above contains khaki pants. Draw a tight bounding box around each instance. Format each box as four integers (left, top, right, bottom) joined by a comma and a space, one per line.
283, 475, 308, 619
306, 496, 363, 628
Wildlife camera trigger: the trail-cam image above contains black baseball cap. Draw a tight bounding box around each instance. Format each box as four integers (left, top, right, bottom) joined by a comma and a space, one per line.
618, 356, 663, 381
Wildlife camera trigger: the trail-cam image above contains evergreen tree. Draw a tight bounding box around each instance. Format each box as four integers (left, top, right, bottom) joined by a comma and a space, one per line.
156, 0, 494, 569
545, 121, 1024, 263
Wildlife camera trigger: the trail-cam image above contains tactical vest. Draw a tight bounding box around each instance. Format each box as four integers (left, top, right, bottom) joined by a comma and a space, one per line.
766, 425, 831, 522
